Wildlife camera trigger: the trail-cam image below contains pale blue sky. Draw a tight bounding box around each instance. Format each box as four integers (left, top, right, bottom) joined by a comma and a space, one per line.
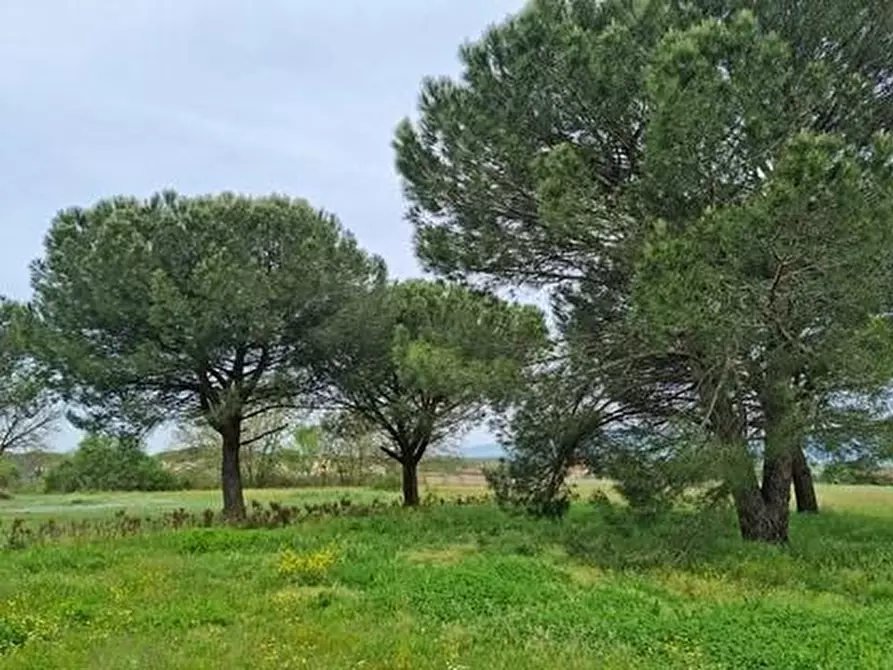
0, 0, 525, 451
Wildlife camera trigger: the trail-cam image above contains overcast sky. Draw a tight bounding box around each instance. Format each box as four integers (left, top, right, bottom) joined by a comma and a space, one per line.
0, 0, 525, 451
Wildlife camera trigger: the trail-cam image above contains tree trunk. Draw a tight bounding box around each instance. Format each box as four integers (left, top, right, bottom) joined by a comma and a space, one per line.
792, 446, 819, 513
220, 418, 246, 520
748, 377, 795, 543
401, 459, 420, 507
757, 450, 792, 543
732, 486, 790, 543
696, 359, 797, 543
710, 393, 791, 544
723, 440, 791, 543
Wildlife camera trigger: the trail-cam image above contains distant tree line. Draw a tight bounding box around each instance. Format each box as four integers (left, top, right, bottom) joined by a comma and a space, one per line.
1, 415, 475, 495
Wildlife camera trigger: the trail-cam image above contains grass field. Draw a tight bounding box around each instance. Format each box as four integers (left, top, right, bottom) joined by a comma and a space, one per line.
0, 487, 402, 520
2, 483, 893, 669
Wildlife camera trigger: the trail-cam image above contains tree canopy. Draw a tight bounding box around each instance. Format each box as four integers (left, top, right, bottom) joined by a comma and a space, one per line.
30, 191, 384, 517
395, 0, 893, 541
0, 299, 58, 455
315, 279, 548, 505
634, 130, 893, 538
43, 433, 181, 494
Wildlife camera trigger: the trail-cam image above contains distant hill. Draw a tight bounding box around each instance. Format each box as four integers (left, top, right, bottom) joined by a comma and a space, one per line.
460, 443, 505, 460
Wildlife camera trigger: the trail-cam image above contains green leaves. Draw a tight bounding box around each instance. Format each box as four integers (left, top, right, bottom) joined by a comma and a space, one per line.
395, 0, 662, 286
643, 11, 792, 223
317, 280, 547, 460
43, 433, 180, 493
30, 191, 384, 433
635, 131, 893, 363
0, 300, 59, 454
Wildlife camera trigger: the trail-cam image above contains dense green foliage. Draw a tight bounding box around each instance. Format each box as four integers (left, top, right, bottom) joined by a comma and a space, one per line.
2, 486, 893, 668
29, 191, 384, 517
0, 459, 17, 493
43, 434, 181, 493
0, 300, 58, 455
395, 0, 893, 542
316, 279, 547, 505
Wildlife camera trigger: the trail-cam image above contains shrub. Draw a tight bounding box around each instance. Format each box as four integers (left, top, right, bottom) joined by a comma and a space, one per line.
820, 460, 893, 486
484, 460, 571, 519
0, 458, 19, 492
44, 434, 183, 493
368, 472, 402, 492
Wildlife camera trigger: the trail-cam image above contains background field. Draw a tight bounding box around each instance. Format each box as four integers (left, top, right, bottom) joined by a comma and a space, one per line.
1, 483, 892, 669
3, 477, 889, 520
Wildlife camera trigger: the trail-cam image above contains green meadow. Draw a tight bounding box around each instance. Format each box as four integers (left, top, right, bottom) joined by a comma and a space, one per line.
2, 484, 893, 669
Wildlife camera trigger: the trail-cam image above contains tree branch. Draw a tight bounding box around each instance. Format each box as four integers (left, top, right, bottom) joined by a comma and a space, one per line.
241, 424, 289, 447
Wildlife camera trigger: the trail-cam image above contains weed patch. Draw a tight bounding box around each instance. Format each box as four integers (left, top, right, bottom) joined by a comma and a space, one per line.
276, 544, 340, 585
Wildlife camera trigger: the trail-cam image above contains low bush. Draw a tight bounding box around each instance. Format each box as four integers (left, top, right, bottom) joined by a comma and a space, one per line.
0, 458, 19, 492
43, 434, 184, 493
820, 460, 893, 486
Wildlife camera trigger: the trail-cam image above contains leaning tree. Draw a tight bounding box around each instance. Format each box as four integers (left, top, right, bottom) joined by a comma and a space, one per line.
632, 131, 893, 541
30, 191, 383, 518
394, 0, 893, 541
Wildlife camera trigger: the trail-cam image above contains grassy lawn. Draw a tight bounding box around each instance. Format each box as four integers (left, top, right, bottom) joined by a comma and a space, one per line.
0, 479, 614, 522
0, 487, 402, 520
1, 485, 892, 669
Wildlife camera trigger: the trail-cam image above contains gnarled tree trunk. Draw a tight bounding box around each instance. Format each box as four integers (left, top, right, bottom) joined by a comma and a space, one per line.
758, 451, 793, 542
792, 445, 819, 513
709, 387, 792, 544
401, 459, 420, 507
732, 488, 787, 543
723, 439, 792, 543
220, 417, 246, 519
744, 376, 796, 543
724, 451, 792, 543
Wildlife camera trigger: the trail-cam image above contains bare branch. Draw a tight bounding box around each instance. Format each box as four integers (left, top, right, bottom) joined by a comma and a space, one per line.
240, 424, 290, 447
